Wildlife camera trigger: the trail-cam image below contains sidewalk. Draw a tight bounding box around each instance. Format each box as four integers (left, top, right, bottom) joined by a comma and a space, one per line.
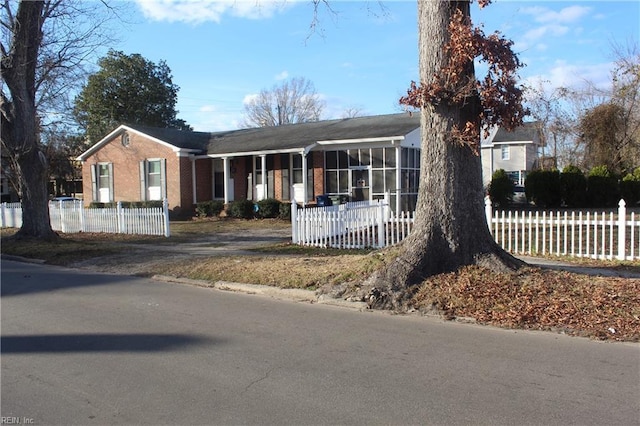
518, 256, 640, 278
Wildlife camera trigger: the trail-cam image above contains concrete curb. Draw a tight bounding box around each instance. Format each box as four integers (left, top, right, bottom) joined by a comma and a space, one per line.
151, 275, 369, 310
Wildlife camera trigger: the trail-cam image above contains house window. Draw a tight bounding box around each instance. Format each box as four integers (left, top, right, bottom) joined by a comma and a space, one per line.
140, 159, 166, 201
324, 147, 414, 209
91, 163, 113, 203
501, 146, 510, 160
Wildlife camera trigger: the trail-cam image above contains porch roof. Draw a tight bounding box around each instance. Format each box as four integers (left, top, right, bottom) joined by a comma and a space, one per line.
204, 113, 420, 157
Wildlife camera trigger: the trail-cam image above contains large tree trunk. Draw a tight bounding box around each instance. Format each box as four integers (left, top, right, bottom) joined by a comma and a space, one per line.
365, 1, 523, 309
1, 1, 57, 240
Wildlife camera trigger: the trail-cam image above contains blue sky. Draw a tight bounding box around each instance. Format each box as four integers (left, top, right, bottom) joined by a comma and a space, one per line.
109, 1, 639, 131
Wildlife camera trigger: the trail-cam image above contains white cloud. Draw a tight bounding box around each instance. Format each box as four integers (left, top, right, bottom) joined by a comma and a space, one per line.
242, 93, 259, 105
190, 104, 244, 131
135, 0, 292, 24
527, 60, 613, 92
274, 71, 289, 80
521, 5, 591, 24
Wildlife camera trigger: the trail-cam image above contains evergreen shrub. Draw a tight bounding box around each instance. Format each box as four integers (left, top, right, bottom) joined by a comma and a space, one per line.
587, 165, 619, 207
488, 169, 514, 207
226, 199, 255, 219
560, 165, 587, 208
524, 169, 561, 208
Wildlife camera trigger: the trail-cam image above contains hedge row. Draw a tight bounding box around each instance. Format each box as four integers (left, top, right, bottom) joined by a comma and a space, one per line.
195, 198, 291, 220
489, 165, 640, 208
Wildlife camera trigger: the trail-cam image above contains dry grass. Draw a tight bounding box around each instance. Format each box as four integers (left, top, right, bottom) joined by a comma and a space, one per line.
2, 221, 640, 341
152, 252, 383, 290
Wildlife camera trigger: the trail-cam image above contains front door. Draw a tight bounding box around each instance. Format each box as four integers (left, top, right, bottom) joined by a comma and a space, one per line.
350, 168, 370, 202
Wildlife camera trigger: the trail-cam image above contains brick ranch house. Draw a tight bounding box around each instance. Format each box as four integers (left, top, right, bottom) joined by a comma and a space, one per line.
77, 113, 423, 217
77, 113, 541, 218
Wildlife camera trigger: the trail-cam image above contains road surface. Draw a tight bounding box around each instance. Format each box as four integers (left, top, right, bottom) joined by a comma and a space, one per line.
2, 259, 639, 425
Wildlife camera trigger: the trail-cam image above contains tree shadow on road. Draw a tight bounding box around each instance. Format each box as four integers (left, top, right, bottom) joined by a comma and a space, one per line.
1, 333, 221, 353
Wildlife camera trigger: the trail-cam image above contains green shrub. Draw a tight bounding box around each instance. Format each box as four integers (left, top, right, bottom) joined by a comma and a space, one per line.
587, 165, 619, 207
255, 198, 281, 219
88, 202, 116, 209
560, 165, 587, 208
226, 199, 255, 219
89, 201, 164, 209
488, 169, 514, 207
279, 202, 292, 220
195, 200, 224, 218
524, 169, 561, 208
620, 167, 640, 206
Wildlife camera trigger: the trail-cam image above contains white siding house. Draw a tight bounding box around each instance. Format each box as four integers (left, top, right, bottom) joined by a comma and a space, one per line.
481, 122, 542, 188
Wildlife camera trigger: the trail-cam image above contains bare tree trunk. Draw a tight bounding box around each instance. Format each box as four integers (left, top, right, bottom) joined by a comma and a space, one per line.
1, 1, 57, 240
365, 1, 523, 309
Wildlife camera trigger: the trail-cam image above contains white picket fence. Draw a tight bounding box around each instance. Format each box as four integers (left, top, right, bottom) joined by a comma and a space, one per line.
291, 197, 640, 261
0, 199, 170, 237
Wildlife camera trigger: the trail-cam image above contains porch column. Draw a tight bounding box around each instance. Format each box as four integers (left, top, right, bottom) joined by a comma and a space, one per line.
302, 151, 308, 204
395, 145, 402, 213
191, 158, 197, 204
223, 157, 230, 205
261, 154, 267, 201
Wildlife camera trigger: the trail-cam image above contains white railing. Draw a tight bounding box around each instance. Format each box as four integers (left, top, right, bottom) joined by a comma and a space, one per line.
1, 199, 170, 237
291, 199, 388, 249
292, 197, 640, 260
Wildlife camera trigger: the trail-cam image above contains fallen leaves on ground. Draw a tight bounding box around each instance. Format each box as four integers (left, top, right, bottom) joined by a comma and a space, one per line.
411, 266, 640, 341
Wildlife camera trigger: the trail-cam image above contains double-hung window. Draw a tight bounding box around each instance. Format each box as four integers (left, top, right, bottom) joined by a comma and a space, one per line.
91, 163, 113, 203
501, 145, 510, 161
140, 159, 166, 201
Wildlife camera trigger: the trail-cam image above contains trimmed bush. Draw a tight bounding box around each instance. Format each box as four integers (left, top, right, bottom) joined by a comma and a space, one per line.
89, 201, 163, 209
226, 199, 255, 219
620, 167, 640, 206
587, 165, 619, 207
488, 169, 514, 207
524, 169, 561, 208
195, 200, 224, 218
255, 198, 281, 219
560, 165, 587, 208
279, 202, 292, 220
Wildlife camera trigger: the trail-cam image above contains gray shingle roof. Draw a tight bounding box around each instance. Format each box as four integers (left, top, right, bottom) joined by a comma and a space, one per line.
125, 124, 212, 151
491, 121, 540, 143
125, 113, 420, 156
203, 113, 420, 155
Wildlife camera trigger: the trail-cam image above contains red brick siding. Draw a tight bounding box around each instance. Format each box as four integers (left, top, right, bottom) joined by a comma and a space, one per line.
194, 158, 212, 203
312, 151, 324, 199
80, 131, 185, 213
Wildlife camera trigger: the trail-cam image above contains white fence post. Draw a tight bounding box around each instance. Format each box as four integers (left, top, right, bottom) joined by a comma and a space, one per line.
163, 198, 171, 237
117, 201, 123, 234
485, 196, 493, 234
57, 201, 66, 233
79, 201, 86, 232
618, 199, 626, 261
291, 199, 298, 244
1, 202, 5, 228
377, 200, 386, 248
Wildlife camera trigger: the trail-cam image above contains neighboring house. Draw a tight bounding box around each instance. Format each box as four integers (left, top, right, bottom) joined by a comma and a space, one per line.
480, 121, 542, 188
77, 113, 422, 217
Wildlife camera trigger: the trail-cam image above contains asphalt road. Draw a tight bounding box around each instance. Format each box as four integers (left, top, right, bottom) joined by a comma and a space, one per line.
2, 259, 639, 425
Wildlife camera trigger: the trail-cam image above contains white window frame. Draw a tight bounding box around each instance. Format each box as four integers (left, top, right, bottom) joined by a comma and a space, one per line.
91, 162, 113, 203
140, 158, 166, 201
501, 145, 510, 161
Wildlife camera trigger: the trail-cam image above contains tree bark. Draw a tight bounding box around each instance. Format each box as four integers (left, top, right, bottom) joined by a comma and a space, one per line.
1, 1, 57, 240
365, 0, 523, 309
